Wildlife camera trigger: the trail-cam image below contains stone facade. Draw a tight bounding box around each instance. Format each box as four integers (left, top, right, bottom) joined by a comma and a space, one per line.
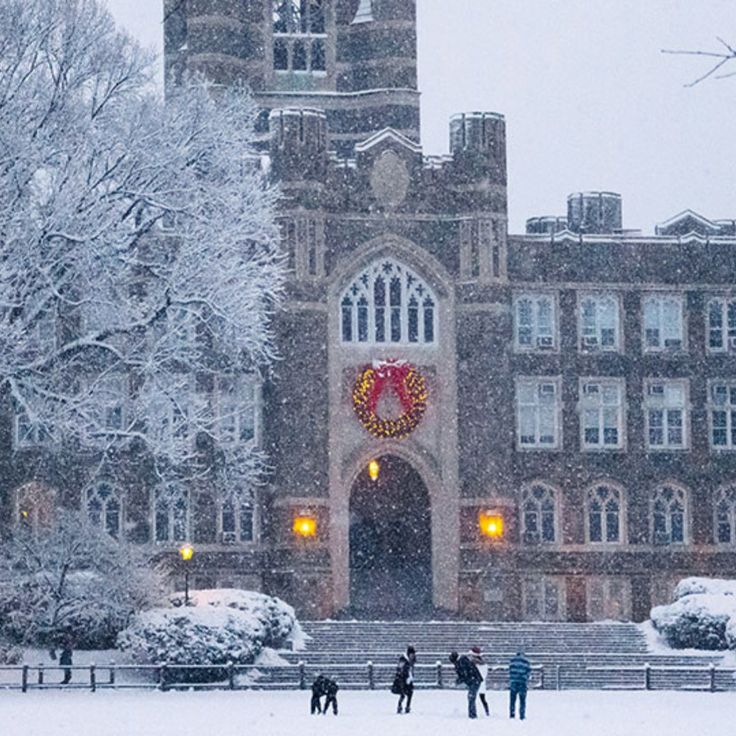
2, 0, 735, 623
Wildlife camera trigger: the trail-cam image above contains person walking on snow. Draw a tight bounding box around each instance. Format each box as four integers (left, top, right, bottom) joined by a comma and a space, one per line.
59, 637, 74, 685
392, 645, 416, 714
509, 649, 532, 720
469, 646, 490, 716
449, 649, 483, 719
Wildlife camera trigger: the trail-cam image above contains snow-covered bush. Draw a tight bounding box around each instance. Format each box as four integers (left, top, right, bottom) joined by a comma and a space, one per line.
117, 589, 302, 681
0, 511, 160, 649
166, 589, 303, 651
650, 577, 736, 650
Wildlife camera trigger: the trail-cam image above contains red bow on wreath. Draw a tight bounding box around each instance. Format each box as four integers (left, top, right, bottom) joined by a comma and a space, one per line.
367, 359, 413, 414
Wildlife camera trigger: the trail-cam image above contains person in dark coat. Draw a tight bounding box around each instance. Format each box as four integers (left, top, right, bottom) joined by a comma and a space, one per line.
322, 677, 339, 715
59, 638, 73, 685
393, 645, 416, 714
508, 650, 532, 720
449, 650, 484, 719
310, 674, 328, 714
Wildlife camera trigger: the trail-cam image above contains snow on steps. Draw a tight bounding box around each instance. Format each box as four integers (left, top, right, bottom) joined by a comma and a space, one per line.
255, 620, 735, 691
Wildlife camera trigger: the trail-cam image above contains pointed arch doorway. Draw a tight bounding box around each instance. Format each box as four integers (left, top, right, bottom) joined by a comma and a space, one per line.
349, 455, 432, 618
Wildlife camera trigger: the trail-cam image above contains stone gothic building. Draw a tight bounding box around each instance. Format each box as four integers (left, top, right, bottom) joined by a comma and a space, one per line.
2, 0, 735, 623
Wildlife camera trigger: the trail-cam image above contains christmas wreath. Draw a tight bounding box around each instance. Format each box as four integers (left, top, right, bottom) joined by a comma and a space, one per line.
352, 360, 428, 439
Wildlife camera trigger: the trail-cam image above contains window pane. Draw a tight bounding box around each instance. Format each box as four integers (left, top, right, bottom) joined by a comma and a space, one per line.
605, 511, 619, 542
589, 511, 602, 542
542, 511, 555, 542
292, 40, 307, 70
274, 39, 289, 69
671, 512, 684, 543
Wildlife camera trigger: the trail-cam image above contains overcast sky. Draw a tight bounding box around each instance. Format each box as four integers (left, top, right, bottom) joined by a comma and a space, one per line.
105, 0, 735, 233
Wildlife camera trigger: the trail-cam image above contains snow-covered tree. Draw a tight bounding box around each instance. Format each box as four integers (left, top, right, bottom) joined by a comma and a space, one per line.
0, 509, 162, 648
0, 0, 284, 490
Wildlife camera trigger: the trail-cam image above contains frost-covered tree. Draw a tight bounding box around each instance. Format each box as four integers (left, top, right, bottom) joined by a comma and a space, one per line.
0, 510, 162, 648
0, 0, 284, 490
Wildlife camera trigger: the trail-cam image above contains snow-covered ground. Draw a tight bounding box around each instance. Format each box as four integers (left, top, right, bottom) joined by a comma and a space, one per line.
2, 689, 734, 736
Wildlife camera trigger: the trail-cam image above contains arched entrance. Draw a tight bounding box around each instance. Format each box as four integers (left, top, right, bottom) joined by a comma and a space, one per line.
349, 455, 432, 618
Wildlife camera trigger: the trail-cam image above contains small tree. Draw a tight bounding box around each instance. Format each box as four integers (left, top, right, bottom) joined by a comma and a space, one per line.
0, 510, 161, 648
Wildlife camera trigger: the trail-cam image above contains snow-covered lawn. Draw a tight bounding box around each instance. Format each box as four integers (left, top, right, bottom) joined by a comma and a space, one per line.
2, 689, 734, 736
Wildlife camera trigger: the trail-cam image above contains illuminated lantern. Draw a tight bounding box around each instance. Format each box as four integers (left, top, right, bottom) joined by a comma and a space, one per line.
179, 543, 194, 562
479, 511, 504, 539
368, 459, 380, 482
293, 514, 317, 538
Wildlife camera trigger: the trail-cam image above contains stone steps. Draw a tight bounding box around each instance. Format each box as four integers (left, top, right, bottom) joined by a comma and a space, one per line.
250, 620, 736, 691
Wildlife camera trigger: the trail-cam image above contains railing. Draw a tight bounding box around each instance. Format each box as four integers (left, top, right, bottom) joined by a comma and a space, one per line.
0, 662, 544, 693
2, 660, 731, 693
585, 663, 734, 692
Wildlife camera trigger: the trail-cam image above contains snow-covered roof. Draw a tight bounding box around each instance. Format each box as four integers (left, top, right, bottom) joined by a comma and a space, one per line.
655, 209, 720, 236
352, 0, 374, 24
354, 127, 422, 155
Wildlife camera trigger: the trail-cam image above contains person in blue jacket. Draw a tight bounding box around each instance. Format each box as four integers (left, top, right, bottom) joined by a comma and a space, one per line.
508, 650, 532, 720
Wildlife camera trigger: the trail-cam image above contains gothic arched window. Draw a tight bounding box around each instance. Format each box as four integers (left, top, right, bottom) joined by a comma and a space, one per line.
652, 485, 688, 545
154, 484, 189, 543
521, 484, 558, 544
715, 486, 736, 545
86, 482, 122, 538
340, 259, 437, 345
586, 485, 622, 544
14, 483, 56, 534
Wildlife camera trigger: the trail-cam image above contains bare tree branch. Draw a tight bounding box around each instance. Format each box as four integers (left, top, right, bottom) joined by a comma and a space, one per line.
663, 37, 736, 87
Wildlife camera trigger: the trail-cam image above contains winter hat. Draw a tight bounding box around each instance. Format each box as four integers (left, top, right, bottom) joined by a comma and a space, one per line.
470, 646, 482, 655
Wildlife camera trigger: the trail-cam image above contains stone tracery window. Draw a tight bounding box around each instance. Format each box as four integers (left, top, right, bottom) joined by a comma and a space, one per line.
14, 483, 56, 534
521, 484, 557, 544
715, 486, 736, 545
154, 484, 189, 543
586, 485, 622, 543
651, 485, 687, 545
340, 259, 437, 345
86, 482, 122, 538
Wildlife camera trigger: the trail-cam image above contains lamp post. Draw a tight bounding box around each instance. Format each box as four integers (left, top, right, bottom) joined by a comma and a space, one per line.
179, 543, 194, 606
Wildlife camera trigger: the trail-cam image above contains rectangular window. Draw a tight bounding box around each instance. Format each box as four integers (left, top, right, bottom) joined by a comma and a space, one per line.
645, 380, 688, 450
517, 378, 560, 449
514, 294, 556, 351
707, 298, 736, 352
217, 375, 258, 446
642, 294, 684, 351
580, 380, 624, 450
579, 294, 621, 352
710, 382, 736, 450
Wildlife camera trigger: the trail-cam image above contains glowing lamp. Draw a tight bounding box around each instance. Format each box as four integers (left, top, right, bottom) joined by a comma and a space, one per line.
368, 459, 380, 482
479, 512, 504, 539
179, 543, 194, 562
293, 515, 317, 538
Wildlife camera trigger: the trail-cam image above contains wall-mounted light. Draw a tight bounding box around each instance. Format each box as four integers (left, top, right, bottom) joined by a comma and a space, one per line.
479, 511, 504, 539
293, 514, 317, 538
368, 459, 380, 482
